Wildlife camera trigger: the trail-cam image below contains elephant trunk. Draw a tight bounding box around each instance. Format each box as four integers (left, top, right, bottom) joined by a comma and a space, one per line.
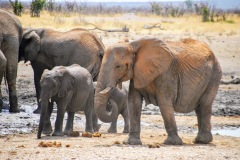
95, 89, 118, 123
94, 56, 119, 123
37, 98, 48, 139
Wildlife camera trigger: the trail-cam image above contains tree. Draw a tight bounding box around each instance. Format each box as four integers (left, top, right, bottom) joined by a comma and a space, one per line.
9, 0, 23, 16
185, 0, 193, 12
45, 0, 55, 13
149, 1, 161, 15
202, 6, 209, 22
30, 0, 46, 17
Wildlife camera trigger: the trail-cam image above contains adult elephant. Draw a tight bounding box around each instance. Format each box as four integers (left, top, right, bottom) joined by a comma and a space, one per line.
0, 10, 22, 112
19, 28, 105, 113
94, 37, 222, 145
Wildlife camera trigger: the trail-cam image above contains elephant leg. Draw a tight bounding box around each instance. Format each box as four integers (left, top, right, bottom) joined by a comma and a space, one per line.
64, 111, 75, 135
126, 81, 143, 145
194, 85, 219, 144
194, 107, 212, 144
0, 50, 7, 112
92, 110, 101, 132
121, 107, 130, 133
52, 104, 66, 136
4, 47, 19, 113
32, 62, 45, 114
84, 97, 94, 133
158, 103, 182, 145
43, 101, 53, 135
108, 118, 117, 133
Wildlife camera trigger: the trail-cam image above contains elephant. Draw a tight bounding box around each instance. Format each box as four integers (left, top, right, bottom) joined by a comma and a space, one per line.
38, 64, 98, 139
93, 82, 129, 133
0, 9, 22, 112
94, 37, 222, 145
19, 28, 105, 114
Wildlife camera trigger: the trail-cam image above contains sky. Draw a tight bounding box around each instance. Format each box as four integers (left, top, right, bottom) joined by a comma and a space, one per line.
53, 0, 190, 2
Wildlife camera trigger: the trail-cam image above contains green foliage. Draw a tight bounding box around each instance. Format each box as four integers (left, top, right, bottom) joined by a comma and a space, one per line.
202, 6, 209, 22
9, 0, 23, 16
149, 1, 161, 15
30, 0, 46, 17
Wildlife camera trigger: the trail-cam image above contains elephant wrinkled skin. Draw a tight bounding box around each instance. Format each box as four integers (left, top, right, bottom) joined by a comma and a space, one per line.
38, 64, 98, 139
0, 9, 22, 112
94, 37, 222, 145
19, 28, 105, 113
93, 82, 129, 133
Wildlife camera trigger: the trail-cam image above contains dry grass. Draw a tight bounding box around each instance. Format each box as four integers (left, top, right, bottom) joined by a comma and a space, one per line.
18, 11, 240, 36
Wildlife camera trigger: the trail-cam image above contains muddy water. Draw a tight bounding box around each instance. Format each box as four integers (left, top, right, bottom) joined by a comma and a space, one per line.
212, 127, 240, 137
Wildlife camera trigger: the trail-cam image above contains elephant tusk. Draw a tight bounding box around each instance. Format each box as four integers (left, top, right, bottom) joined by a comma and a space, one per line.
49, 99, 51, 102
106, 111, 112, 116
99, 87, 113, 94
39, 99, 41, 102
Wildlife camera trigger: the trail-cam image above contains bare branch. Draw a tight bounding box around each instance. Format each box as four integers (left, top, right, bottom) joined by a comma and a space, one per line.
85, 23, 129, 32
144, 23, 165, 30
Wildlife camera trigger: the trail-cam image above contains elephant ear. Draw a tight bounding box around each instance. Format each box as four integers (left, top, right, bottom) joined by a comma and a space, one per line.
22, 30, 40, 62
130, 38, 174, 89
58, 69, 76, 98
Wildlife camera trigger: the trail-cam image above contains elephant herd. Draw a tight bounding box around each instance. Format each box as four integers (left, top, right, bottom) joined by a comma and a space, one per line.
0, 10, 222, 145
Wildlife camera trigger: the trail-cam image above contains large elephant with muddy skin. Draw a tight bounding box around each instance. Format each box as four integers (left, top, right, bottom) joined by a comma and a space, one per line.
0, 10, 22, 112
19, 28, 105, 113
94, 37, 222, 145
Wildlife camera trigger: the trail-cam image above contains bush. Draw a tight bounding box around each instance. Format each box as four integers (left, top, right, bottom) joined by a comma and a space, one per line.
202, 6, 209, 22
30, 0, 46, 17
9, 0, 23, 16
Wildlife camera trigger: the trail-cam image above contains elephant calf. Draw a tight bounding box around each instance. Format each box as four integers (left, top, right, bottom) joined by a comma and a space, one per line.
93, 82, 129, 133
37, 64, 98, 139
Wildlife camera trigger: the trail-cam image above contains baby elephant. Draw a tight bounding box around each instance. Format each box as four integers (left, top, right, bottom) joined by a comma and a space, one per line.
94, 82, 129, 133
37, 64, 98, 139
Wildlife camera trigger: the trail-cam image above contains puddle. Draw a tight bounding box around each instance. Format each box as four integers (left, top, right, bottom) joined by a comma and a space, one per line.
212, 127, 240, 137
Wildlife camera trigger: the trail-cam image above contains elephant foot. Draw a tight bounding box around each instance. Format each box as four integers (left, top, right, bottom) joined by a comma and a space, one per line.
123, 136, 142, 145
194, 132, 213, 144
123, 127, 129, 133
9, 96, 19, 113
33, 107, 41, 114
164, 135, 183, 145
64, 128, 73, 135
43, 123, 53, 135
108, 128, 117, 133
9, 107, 20, 113
52, 131, 64, 136
85, 128, 94, 133
93, 124, 101, 132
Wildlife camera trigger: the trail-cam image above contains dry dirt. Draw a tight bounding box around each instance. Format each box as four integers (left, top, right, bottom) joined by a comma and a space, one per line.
1, 14, 240, 160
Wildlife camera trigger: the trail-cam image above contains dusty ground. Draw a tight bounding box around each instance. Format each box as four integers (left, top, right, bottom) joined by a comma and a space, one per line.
1, 13, 240, 159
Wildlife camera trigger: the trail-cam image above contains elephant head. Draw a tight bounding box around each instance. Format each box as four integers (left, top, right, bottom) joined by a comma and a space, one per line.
94, 37, 174, 122
19, 29, 40, 62
37, 66, 75, 138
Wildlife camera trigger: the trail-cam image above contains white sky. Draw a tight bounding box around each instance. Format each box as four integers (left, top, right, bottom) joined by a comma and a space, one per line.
54, 0, 188, 2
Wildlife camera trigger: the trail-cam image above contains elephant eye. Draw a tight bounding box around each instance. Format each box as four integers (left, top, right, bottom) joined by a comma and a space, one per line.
115, 65, 120, 69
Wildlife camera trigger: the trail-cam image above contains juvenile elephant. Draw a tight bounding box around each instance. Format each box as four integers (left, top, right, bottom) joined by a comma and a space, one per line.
37, 64, 98, 139
93, 82, 129, 133
0, 10, 22, 112
94, 38, 222, 145
19, 28, 105, 113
